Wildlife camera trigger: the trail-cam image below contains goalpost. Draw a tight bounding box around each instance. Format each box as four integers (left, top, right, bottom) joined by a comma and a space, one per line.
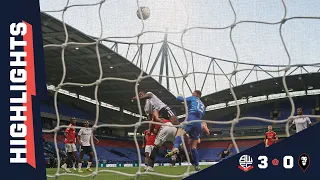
41, 0, 320, 179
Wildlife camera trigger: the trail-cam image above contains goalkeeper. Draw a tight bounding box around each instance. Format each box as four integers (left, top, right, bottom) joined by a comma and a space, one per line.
166, 90, 206, 171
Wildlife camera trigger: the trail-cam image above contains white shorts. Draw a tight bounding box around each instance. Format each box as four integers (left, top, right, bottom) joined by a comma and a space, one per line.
65, 143, 77, 153
144, 145, 154, 154
154, 122, 177, 147
171, 154, 177, 161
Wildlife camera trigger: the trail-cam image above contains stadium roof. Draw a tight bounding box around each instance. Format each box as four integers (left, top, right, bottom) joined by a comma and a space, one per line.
41, 11, 320, 118
202, 72, 320, 106
41, 12, 184, 115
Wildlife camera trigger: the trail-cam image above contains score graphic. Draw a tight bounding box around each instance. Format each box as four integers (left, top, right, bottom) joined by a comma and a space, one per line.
257, 155, 294, 169
238, 153, 310, 172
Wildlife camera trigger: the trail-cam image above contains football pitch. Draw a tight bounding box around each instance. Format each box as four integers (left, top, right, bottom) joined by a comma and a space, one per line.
46, 165, 210, 180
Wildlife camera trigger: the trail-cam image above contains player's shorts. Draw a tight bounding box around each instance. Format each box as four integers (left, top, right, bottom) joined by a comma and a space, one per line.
144, 145, 154, 154
154, 122, 177, 147
159, 106, 176, 119
65, 143, 77, 153
185, 113, 202, 140
80, 146, 93, 154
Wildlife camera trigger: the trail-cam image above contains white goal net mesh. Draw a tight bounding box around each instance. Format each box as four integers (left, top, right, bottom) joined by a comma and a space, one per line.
41, 0, 320, 179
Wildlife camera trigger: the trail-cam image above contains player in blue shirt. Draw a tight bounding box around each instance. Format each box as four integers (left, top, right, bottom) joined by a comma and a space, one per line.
166, 90, 205, 171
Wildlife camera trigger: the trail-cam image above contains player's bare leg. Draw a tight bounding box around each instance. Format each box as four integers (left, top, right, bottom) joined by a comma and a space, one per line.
72, 151, 77, 171
146, 158, 155, 172
146, 145, 158, 172
166, 129, 186, 158
61, 152, 73, 173
86, 152, 94, 172
144, 152, 150, 170
78, 151, 84, 173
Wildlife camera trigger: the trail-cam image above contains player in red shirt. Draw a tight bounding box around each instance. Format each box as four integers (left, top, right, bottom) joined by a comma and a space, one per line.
144, 116, 162, 170
143, 128, 156, 170
145, 110, 176, 172
61, 117, 77, 173
265, 125, 278, 147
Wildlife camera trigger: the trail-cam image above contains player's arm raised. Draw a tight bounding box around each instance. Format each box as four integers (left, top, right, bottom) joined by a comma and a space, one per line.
132, 92, 152, 101
176, 95, 193, 102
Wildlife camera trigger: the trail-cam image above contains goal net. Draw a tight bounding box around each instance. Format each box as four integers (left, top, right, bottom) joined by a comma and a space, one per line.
40, 0, 320, 179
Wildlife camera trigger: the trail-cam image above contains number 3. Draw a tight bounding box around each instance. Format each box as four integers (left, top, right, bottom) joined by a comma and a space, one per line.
197, 100, 205, 113
258, 156, 268, 169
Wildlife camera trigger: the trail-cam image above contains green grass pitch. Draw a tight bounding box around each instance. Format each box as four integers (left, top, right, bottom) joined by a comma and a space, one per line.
46, 165, 211, 180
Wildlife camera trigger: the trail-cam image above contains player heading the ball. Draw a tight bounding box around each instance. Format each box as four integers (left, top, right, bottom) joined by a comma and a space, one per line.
166, 90, 206, 171
132, 91, 179, 125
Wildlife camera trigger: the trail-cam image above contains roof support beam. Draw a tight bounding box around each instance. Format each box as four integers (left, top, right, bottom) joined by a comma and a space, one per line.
45, 53, 113, 61
98, 88, 168, 94
42, 31, 76, 39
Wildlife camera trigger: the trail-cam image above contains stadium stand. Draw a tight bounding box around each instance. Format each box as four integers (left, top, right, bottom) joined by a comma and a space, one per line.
42, 133, 260, 166
40, 97, 95, 120
209, 95, 319, 128
41, 93, 319, 167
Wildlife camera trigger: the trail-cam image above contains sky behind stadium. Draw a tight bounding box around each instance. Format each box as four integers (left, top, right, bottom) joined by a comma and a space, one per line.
40, 0, 320, 97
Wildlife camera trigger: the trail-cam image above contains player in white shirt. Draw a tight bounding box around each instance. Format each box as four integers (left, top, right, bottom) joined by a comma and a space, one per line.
144, 99, 154, 120
133, 91, 179, 125
291, 108, 312, 133
77, 121, 99, 173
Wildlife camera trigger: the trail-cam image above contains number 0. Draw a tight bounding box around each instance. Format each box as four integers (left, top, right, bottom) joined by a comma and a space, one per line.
283, 156, 293, 169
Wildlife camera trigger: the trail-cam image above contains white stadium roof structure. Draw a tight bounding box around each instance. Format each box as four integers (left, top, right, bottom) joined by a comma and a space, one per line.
40, 0, 320, 122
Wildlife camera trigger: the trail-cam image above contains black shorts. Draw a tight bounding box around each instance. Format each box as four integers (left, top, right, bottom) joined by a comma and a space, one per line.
80, 146, 93, 154
159, 106, 176, 119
